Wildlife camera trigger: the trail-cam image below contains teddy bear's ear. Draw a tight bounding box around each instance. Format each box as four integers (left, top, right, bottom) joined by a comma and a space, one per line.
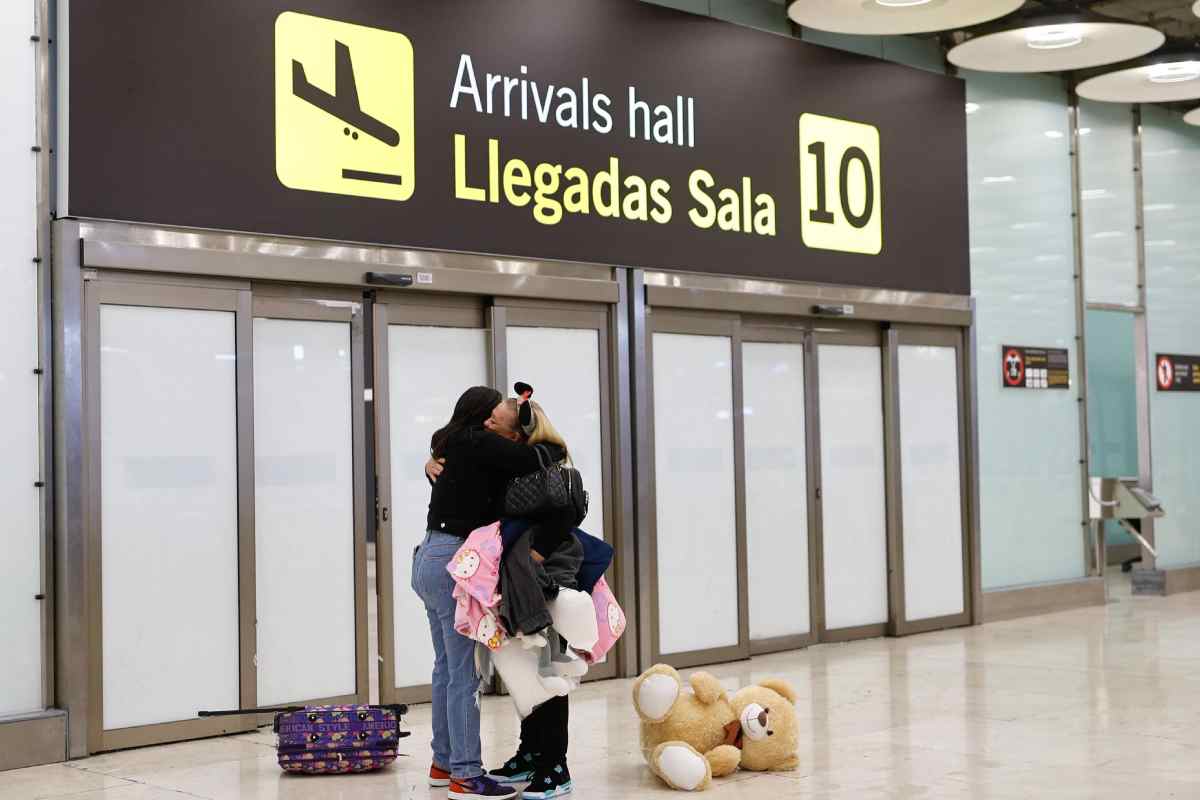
758, 678, 797, 704
689, 672, 726, 705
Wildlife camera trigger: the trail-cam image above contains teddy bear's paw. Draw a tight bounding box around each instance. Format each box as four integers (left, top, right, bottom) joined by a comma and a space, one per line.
653, 743, 711, 791
704, 745, 742, 778
635, 672, 681, 722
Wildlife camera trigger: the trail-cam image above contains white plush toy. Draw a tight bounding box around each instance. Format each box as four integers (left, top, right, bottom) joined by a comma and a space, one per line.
490, 588, 599, 717
548, 588, 599, 652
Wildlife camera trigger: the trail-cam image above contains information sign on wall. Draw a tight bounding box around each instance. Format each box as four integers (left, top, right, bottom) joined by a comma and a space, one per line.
1155, 354, 1200, 392
66, 0, 970, 294
1002, 346, 1070, 390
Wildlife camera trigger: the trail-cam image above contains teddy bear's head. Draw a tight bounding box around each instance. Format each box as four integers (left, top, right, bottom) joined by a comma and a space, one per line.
729, 679, 799, 773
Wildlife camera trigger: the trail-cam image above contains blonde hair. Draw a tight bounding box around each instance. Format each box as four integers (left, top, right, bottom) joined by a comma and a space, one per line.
505, 398, 571, 464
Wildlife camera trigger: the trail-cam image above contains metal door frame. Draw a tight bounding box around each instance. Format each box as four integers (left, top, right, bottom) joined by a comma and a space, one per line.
740, 323, 820, 656
248, 288, 371, 718
83, 276, 257, 752
811, 323, 891, 644
373, 293, 491, 706
643, 309, 752, 669
490, 299, 621, 682
886, 325, 974, 636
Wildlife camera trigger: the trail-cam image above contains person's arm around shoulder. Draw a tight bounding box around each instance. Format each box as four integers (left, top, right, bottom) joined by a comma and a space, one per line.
472, 429, 544, 477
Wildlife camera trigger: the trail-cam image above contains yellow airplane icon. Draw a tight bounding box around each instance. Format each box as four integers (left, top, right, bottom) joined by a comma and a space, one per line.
275, 12, 415, 201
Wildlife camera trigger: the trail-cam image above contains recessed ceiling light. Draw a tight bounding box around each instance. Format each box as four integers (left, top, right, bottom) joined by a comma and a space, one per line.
1044, 130, 1064, 139
1079, 127, 1093, 135
947, 17, 1164, 73
1185, 107, 1200, 127
1147, 61, 1200, 84
982, 175, 1016, 184
787, 0, 1024, 36
965, 102, 981, 114
1078, 56, 1200, 103
1025, 25, 1084, 50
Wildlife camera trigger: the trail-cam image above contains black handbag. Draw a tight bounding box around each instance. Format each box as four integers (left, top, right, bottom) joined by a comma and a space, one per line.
505, 444, 588, 524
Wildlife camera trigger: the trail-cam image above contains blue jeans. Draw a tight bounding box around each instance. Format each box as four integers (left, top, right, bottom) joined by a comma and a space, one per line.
412, 531, 483, 780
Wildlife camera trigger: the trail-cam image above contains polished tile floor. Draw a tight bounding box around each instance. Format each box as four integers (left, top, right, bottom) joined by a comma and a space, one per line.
5, 573, 1199, 800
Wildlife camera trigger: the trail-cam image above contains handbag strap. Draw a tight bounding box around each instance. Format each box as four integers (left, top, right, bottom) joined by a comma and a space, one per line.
532, 443, 551, 470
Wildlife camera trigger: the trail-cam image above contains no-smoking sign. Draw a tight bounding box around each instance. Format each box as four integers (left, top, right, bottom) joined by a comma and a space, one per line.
1157, 356, 1174, 391
1156, 354, 1200, 392
1004, 348, 1024, 387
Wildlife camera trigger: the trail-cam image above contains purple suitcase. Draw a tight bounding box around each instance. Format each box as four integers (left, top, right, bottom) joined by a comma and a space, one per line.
200, 703, 408, 775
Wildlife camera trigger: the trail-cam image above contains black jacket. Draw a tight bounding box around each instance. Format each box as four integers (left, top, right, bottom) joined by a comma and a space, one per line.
499, 528, 584, 636
425, 428, 563, 537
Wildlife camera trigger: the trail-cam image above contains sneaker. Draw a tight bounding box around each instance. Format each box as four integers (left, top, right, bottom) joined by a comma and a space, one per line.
488, 752, 538, 785
522, 763, 573, 800
430, 764, 452, 788
448, 776, 519, 800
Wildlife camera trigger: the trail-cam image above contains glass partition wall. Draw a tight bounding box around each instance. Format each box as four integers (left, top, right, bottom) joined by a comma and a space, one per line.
642, 309, 973, 668
73, 258, 971, 746
78, 264, 628, 750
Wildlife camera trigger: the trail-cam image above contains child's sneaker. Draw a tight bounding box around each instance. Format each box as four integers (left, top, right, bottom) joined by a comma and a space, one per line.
448, 776, 518, 800
429, 764, 452, 787
488, 752, 538, 785
522, 763, 573, 799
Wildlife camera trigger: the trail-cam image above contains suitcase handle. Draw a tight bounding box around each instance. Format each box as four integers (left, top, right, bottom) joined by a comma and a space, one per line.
198, 707, 304, 717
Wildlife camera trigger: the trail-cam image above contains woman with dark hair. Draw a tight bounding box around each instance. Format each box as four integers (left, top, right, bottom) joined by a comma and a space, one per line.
414, 386, 561, 800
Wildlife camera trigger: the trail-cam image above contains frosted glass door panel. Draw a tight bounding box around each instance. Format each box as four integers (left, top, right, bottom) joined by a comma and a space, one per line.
507, 327, 605, 537
653, 333, 739, 654
254, 318, 356, 705
0, 190, 40, 716
100, 306, 240, 730
898, 346, 966, 622
0, 0, 41, 714
743, 342, 809, 640
818, 344, 888, 630
388, 326, 488, 688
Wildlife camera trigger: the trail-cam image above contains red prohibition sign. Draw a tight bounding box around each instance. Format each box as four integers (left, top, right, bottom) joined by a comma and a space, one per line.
1157, 356, 1174, 390
1004, 349, 1025, 387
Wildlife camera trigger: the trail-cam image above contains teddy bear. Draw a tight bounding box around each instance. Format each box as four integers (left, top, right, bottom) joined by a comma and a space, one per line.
631, 664, 799, 791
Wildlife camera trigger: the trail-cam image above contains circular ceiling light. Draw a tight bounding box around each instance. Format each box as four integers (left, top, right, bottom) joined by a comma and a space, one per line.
1147, 61, 1200, 84
947, 16, 1164, 73
1194, 1, 1200, 18
1025, 25, 1085, 50
1185, 107, 1200, 126
1078, 54, 1200, 103
786, 0, 1025, 36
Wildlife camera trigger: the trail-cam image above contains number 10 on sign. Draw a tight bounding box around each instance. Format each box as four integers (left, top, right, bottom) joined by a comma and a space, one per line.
799, 113, 882, 255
